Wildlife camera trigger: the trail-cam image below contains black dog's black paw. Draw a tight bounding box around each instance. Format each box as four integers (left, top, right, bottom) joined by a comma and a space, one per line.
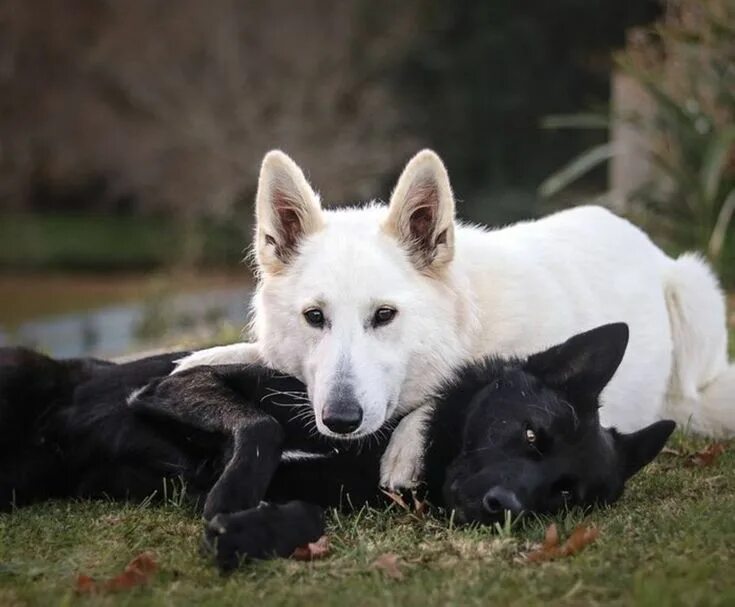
202, 501, 325, 572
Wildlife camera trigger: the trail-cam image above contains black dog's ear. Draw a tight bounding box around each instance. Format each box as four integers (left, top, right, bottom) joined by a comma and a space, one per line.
614, 419, 676, 480
524, 323, 629, 406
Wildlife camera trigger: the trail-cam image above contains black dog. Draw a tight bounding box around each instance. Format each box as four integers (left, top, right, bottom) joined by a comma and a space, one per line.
0, 323, 674, 570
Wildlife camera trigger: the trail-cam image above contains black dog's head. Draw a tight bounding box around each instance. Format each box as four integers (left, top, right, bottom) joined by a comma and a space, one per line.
442, 323, 675, 524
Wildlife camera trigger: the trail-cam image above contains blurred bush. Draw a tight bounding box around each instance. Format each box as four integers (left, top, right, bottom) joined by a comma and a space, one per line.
540, 0, 735, 286
0, 0, 659, 259
0, 212, 251, 270
624, 0, 735, 285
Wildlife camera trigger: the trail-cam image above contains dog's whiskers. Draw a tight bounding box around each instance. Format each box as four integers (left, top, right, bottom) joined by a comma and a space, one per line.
261, 387, 309, 399
289, 409, 316, 425
261, 389, 311, 406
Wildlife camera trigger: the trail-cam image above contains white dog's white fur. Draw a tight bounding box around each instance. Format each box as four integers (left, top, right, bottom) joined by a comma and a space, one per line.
175, 149, 735, 488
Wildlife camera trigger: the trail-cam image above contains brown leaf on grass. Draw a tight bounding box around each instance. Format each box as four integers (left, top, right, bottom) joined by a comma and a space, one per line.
291, 535, 331, 561
104, 552, 158, 592
73, 574, 96, 595
559, 525, 599, 557
543, 522, 559, 549
128, 552, 158, 575
103, 569, 149, 592
411, 491, 428, 517
526, 523, 561, 563
685, 443, 726, 468
380, 489, 410, 511
73, 552, 158, 594
525, 523, 599, 563
371, 553, 404, 580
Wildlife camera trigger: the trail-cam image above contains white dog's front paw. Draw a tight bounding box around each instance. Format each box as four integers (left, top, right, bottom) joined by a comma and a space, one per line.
379, 439, 424, 491
173, 351, 222, 374
173, 343, 262, 374
379, 409, 429, 490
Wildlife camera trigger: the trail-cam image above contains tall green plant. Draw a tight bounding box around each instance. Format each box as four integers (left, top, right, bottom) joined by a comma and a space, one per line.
539, 0, 735, 285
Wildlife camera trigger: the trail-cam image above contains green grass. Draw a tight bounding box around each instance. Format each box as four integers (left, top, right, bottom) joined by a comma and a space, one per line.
0, 213, 250, 271
1, 435, 733, 606
1, 333, 733, 606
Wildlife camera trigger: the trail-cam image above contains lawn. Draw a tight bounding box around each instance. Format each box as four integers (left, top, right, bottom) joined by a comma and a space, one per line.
0, 432, 733, 607
1, 331, 733, 606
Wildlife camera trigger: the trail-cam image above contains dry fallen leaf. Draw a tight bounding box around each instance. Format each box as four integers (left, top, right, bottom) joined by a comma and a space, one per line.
411, 491, 428, 517
380, 489, 411, 511
526, 523, 599, 563
686, 443, 726, 468
73, 574, 96, 595
543, 522, 559, 549
559, 524, 599, 557
371, 553, 404, 580
291, 535, 331, 561
73, 552, 158, 594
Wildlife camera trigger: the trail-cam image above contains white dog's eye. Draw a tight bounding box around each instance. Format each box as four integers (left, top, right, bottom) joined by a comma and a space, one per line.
373, 306, 397, 327
303, 308, 326, 328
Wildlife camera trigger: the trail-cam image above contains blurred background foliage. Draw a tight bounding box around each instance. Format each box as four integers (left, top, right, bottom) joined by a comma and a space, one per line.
0, 0, 660, 261
0, 0, 732, 356
540, 0, 735, 286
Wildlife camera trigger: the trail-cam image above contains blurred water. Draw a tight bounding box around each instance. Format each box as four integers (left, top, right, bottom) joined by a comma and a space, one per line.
0, 287, 251, 359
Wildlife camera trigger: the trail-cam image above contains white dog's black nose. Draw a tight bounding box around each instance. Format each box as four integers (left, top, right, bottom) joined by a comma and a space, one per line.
483, 486, 523, 515
322, 404, 363, 434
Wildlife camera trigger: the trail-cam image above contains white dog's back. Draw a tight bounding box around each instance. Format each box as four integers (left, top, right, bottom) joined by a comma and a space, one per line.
452, 205, 732, 434
174, 151, 734, 447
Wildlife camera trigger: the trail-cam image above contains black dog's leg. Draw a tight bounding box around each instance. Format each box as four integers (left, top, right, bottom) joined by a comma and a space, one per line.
202, 419, 283, 520
128, 366, 285, 519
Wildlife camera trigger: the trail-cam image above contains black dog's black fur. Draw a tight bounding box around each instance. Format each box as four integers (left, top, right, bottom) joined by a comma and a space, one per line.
0, 324, 674, 570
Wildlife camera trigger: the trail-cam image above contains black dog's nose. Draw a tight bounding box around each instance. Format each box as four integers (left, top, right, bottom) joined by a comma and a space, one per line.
483, 487, 523, 515
322, 404, 363, 434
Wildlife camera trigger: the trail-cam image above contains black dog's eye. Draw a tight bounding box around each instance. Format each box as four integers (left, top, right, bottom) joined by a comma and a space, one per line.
373, 306, 397, 327
524, 426, 537, 445
303, 308, 326, 328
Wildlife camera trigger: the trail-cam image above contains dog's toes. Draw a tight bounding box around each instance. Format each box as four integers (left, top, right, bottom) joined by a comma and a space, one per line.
201, 502, 326, 573
201, 512, 245, 572
379, 451, 422, 491
379, 469, 420, 492
379, 406, 430, 490
379, 437, 425, 491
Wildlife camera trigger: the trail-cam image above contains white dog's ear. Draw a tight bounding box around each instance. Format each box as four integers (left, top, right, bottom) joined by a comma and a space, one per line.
255, 150, 324, 274
383, 149, 456, 272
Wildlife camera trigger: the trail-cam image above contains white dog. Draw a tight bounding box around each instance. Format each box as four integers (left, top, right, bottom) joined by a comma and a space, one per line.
175, 149, 735, 488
